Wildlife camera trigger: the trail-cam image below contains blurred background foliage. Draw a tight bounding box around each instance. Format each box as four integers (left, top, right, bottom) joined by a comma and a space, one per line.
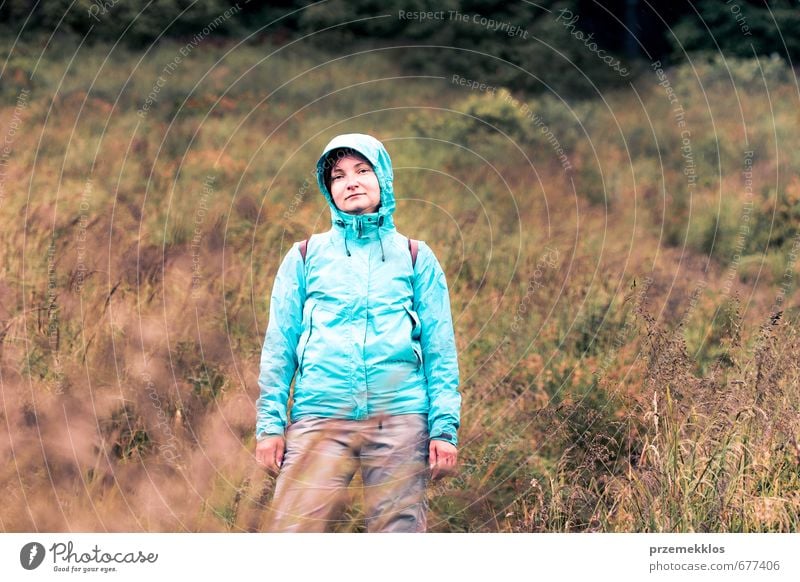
3, 0, 799, 98
1, 0, 799, 533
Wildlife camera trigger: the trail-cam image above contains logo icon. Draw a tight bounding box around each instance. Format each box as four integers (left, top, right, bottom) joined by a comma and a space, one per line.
20, 542, 46, 570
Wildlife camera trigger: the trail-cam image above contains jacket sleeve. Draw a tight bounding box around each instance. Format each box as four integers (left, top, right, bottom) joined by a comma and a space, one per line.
255, 243, 306, 440
413, 242, 461, 447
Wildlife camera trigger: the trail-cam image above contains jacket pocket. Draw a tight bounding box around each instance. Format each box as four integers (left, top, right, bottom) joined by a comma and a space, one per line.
404, 305, 423, 369
296, 303, 316, 376
411, 343, 423, 370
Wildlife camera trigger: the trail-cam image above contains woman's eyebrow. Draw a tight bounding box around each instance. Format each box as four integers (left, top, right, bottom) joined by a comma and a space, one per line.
333, 161, 369, 173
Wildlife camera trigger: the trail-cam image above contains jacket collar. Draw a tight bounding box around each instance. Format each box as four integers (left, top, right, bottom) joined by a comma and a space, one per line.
332, 211, 396, 241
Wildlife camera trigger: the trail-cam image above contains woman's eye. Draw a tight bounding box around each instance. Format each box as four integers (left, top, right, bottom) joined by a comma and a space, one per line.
331, 175, 343, 181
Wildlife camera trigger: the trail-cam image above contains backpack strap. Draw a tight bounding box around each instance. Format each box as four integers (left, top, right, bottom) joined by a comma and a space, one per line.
300, 236, 418, 266
408, 238, 419, 269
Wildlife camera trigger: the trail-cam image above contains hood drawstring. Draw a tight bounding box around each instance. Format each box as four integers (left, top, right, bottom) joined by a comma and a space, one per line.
336, 216, 385, 260
336, 220, 352, 256
377, 215, 385, 262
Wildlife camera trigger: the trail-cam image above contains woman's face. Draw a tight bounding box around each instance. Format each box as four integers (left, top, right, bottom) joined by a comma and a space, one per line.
329, 155, 381, 215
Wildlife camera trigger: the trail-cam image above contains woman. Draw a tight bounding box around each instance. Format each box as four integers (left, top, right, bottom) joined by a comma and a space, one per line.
255, 133, 461, 532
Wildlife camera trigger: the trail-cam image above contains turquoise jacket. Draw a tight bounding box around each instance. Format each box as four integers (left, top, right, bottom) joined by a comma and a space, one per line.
256, 134, 461, 445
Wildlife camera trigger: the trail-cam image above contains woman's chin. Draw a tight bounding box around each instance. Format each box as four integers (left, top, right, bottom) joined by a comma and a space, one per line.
346, 205, 377, 215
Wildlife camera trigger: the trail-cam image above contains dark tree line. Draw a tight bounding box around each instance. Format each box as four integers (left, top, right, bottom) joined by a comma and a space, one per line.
1, 1, 797, 96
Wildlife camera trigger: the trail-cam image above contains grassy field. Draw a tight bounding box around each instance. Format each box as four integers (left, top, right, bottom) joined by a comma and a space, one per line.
1, 36, 799, 532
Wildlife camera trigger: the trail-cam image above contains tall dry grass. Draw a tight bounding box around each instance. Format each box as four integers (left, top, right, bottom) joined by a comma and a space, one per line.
1, 37, 798, 531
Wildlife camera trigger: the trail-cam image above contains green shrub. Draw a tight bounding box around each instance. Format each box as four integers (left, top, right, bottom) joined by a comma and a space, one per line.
749, 182, 800, 253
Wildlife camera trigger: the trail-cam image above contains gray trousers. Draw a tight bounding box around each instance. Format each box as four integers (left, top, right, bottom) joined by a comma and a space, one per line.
265, 414, 429, 532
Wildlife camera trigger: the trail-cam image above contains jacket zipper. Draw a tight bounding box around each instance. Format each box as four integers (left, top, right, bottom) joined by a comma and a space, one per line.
404, 305, 423, 370
298, 304, 316, 376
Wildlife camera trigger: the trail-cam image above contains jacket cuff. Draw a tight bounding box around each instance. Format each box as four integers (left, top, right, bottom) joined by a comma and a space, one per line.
256, 427, 285, 441
430, 431, 458, 447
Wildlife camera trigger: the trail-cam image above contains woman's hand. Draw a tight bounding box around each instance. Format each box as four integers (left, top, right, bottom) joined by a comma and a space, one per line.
429, 439, 458, 480
255, 435, 285, 477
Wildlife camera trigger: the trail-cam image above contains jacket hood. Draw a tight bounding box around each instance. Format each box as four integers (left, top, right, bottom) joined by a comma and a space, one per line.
315, 133, 396, 229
